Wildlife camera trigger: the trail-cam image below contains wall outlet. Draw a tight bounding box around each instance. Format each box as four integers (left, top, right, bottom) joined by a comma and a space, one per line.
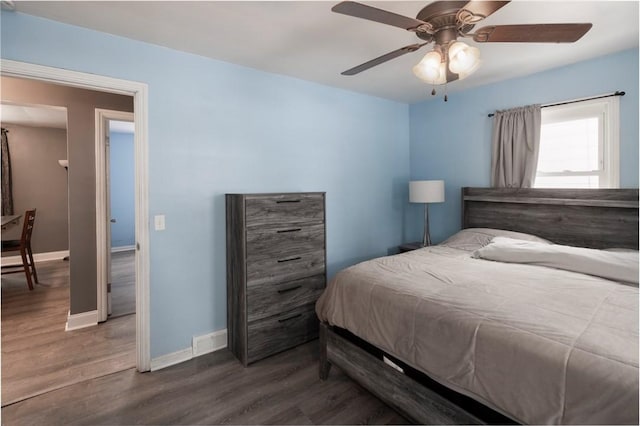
154, 215, 165, 231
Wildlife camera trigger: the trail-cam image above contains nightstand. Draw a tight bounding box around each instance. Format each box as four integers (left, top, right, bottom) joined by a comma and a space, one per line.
398, 242, 424, 253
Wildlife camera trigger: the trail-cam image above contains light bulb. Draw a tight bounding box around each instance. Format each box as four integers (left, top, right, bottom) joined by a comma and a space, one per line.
448, 41, 480, 75
456, 59, 481, 81
413, 50, 446, 85
422, 50, 441, 68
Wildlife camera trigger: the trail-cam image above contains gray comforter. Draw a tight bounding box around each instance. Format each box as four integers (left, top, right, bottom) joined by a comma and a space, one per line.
316, 243, 639, 424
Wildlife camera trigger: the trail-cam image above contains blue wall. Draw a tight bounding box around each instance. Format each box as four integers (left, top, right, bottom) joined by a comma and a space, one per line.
1, 12, 410, 357
3, 10, 637, 360
109, 131, 135, 248
409, 48, 639, 244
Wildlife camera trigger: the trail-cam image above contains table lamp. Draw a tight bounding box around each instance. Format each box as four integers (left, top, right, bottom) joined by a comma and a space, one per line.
409, 180, 445, 247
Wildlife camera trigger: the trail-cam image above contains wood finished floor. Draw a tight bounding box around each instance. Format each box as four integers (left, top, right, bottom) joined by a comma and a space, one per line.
1, 259, 135, 407
2, 259, 406, 425
2, 340, 408, 425
111, 250, 135, 318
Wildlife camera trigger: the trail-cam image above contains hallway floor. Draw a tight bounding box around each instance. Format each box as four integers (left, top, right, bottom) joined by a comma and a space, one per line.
1, 259, 135, 406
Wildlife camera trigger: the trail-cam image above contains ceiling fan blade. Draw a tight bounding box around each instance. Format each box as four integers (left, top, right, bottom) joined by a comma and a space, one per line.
473, 23, 592, 43
341, 43, 426, 75
457, 1, 510, 24
332, 1, 428, 31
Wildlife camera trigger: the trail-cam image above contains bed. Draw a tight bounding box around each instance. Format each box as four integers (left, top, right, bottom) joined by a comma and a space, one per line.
316, 187, 639, 425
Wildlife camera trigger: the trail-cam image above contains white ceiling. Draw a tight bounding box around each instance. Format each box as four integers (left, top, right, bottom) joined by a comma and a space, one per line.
11, 1, 640, 103
0, 104, 134, 134
0, 103, 67, 129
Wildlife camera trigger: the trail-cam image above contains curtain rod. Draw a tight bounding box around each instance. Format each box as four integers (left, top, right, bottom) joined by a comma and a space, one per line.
487, 91, 625, 118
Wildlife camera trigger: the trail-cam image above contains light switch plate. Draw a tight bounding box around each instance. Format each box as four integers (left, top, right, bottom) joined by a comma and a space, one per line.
154, 215, 165, 231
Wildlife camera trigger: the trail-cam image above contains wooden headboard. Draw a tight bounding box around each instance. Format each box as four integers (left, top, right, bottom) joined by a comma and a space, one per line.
462, 187, 639, 249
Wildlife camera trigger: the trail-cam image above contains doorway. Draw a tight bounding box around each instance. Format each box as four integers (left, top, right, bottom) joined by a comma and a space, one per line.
1, 59, 150, 372
0, 101, 136, 406
108, 119, 136, 319
96, 110, 135, 322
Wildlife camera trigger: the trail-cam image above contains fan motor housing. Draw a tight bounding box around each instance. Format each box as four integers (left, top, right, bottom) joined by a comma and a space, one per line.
415, 1, 475, 42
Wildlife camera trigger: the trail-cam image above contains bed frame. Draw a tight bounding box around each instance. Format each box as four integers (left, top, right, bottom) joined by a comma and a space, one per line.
319, 187, 639, 424
462, 187, 638, 249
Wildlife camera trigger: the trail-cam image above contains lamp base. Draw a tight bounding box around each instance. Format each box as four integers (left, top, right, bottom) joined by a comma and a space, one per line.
422, 204, 432, 247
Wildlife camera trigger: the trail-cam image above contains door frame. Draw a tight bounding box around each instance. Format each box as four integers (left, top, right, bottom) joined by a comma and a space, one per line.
1, 59, 151, 372
96, 109, 135, 322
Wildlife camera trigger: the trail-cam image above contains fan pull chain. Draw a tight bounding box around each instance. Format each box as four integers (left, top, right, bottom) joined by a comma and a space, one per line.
429, 85, 450, 102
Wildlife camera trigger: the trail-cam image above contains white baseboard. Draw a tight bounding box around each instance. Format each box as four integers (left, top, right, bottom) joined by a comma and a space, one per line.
1, 250, 69, 266
111, 245, 135, 253
193, 328, 228, 357
150, 328, 228, 371
65, 310, 98, 331
150, 347, 193, 371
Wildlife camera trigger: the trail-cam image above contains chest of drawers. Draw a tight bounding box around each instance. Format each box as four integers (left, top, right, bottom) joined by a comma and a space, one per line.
226, 192, 326, 365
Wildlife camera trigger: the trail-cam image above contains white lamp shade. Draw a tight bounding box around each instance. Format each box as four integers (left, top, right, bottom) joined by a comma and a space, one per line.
412, 50, 447, 85
58, 159, 68, 168
448, 41, 480, 75
409, 180, 445, 203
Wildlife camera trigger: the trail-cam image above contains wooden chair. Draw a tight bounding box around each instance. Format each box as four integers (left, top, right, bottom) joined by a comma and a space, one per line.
2, 209, 38, 290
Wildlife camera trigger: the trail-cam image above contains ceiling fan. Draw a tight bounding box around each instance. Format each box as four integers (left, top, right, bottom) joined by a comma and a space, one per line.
332, 1, 592, 92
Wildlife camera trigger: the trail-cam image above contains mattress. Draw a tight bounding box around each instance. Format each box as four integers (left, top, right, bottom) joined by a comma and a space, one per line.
316, 233, 639, 424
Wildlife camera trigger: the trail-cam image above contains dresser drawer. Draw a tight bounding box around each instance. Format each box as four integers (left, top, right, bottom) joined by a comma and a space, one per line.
247, 274, 325, 322
246, 223, 324, 262
247, 305, 319, 363
245, 193, 324, 226
246, 249, 325, 286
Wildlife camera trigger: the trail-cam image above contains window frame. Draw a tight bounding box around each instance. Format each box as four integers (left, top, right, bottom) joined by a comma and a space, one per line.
535, 96, 620, 188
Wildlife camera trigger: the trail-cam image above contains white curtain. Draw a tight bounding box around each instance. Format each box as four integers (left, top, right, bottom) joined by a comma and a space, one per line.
491, 104, 541, 188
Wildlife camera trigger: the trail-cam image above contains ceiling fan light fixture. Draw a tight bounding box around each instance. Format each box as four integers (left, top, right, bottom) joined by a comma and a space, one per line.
332, 1, 593, 86
448, 41, 481, 75
412, 50, 446, 85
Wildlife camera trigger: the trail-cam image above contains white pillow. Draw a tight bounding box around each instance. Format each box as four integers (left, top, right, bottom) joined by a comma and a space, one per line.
473, 237, 639, 285
440, 228, 551, 252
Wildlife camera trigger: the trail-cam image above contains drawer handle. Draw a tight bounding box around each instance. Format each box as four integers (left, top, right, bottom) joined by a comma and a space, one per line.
276, 200, 301, 204
277, 256, 301, 263
278, 313, 302, 323
277, 285, 301, 294
277, 228, 302, 233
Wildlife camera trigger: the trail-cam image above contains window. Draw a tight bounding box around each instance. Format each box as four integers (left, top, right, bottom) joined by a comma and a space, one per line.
534, 96, 620, 188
